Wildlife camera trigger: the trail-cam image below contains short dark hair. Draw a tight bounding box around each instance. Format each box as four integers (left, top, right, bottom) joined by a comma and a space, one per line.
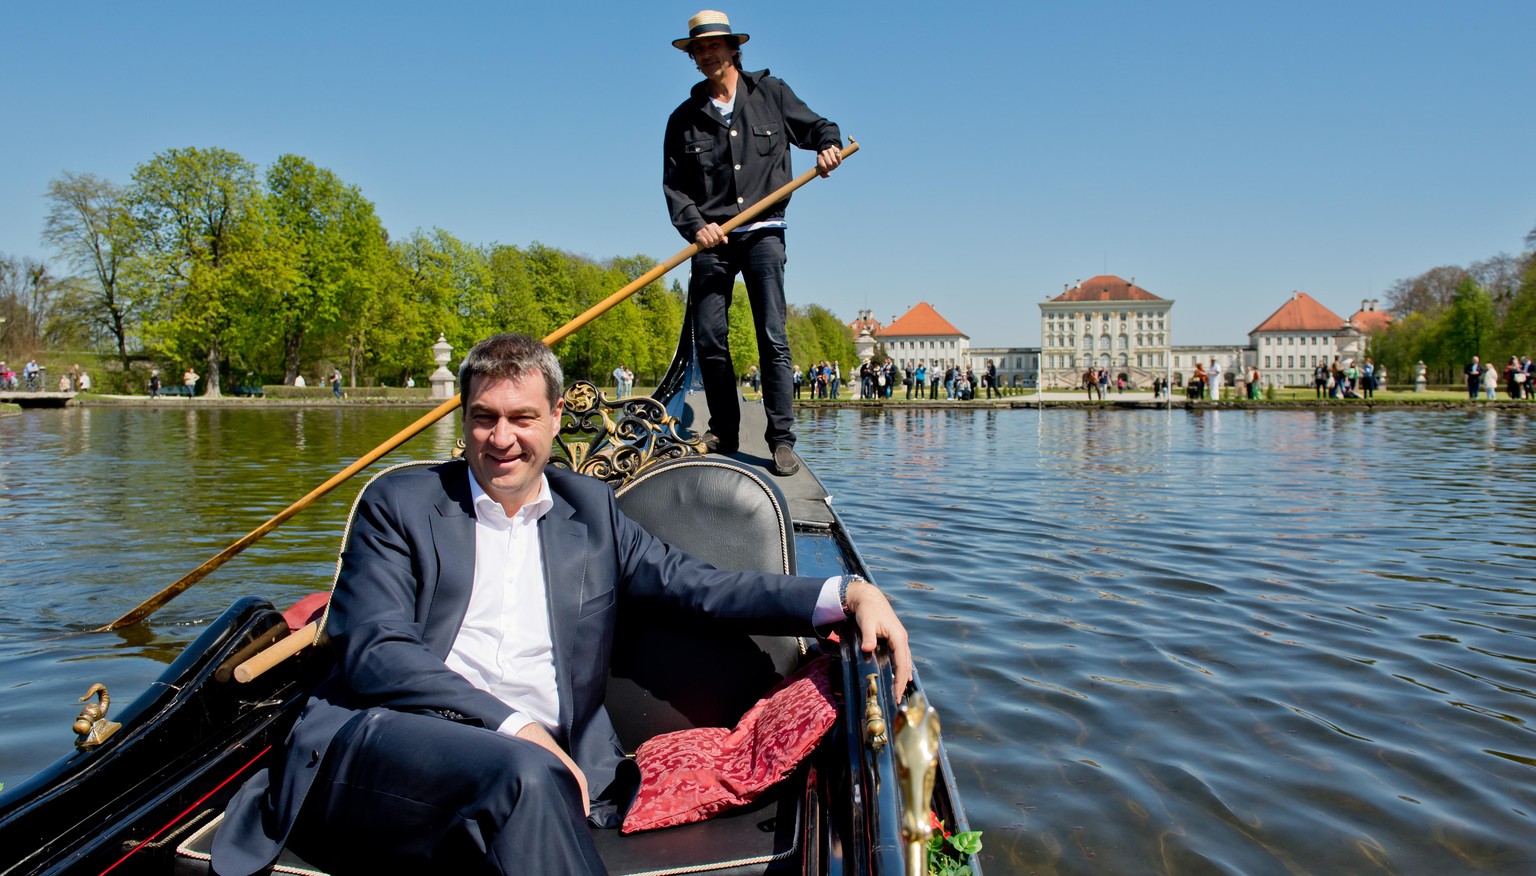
457, 333, 564, 410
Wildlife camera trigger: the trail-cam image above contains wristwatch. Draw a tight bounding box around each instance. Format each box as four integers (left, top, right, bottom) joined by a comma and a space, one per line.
838, 574, 863, 616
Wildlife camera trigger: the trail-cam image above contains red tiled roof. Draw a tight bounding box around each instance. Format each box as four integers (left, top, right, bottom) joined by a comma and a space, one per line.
848, 315, 883, 336
1050, 275, 1163, 302
1349, 307, 1394, 334
1250, 292, 1348, 333
878, 302, 968, 338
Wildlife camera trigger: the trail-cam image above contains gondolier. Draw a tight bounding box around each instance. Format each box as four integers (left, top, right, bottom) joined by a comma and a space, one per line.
663, 9, 843, 477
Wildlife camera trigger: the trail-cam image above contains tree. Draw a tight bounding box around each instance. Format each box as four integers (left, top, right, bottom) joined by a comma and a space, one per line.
725, 282, 759, 378
1372, 310, 1446, 383
129, 147, 269, 397
630, 270, 686, 383
41, 172, 141, 368
1385, 265, 1470, 317
0, 254, 68, 351
799, 304, 855, 373
1494, 248, 1536, 360
1443, 277, 1495, 367
263, 155, 390, 384
387, 229, 493, 379
1468, 253, 1530, 320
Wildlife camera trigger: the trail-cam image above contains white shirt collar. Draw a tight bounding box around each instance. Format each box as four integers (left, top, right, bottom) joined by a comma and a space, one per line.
468, 470, 554, 527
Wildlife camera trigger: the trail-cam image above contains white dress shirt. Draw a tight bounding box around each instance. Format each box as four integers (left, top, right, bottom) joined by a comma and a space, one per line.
445, 471, 849, 739
445, 473, 559, 737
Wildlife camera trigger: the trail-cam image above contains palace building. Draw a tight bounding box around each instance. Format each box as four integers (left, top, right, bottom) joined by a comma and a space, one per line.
848, 280, 1388, 392
1037, 275, 1173, 388
871, 302, 970, 371
1247, 292, 1360, 388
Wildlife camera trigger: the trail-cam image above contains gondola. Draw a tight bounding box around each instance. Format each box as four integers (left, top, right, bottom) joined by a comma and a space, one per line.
0, 327, 977, 876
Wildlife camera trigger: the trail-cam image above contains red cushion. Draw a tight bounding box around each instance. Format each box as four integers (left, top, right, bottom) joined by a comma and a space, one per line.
282, 592, 330, 631
621, 654, 837, 833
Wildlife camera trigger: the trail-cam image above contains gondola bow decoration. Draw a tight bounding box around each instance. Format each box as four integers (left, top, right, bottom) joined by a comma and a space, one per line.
549, 380, 703, 486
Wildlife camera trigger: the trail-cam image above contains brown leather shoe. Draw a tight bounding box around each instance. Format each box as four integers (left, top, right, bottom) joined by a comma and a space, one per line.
771, 444, 800, 477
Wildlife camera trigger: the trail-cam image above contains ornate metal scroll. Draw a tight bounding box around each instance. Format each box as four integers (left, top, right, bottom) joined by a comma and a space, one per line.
893, 690, 942, 876
548, 381, 703, 487
73, 683, 121, 750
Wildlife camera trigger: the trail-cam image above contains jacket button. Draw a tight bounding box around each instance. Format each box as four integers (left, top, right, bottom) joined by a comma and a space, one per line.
734, 164, 741, 170
737, 197, 744, 203
730, 130, 738, 137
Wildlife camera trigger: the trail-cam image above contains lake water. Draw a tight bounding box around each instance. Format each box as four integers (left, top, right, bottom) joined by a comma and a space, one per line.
3, 404, 1535, 875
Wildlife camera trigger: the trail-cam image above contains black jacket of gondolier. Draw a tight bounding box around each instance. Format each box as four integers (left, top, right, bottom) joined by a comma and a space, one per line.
663, 68, 841, 243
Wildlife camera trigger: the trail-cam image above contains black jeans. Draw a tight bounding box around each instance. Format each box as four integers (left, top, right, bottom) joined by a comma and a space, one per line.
689, 229, 794, 449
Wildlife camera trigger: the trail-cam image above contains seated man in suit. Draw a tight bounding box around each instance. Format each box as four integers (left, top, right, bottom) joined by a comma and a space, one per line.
213, 332, 913, 876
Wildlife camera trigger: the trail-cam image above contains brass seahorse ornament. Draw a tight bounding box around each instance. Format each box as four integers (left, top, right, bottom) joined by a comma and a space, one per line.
73, 683, 122, 750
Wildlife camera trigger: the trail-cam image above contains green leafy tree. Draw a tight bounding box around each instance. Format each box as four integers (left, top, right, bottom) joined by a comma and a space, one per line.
41, 172, 141, 368
1372, 310, 1447, 383
388, 228, 494, 379
128, 147, 270, 396
485, 244, 541, 337
1444, 277, 1495, 368
725, 282, 759, 378
802, 303, 855, 373
630, 271, 686, 384
262, 155, 391, 384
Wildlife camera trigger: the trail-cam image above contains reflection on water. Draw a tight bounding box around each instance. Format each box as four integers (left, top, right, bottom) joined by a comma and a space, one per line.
4, 405, 1536, 874
0, 405, 465, 791
800, 407, 1536, 875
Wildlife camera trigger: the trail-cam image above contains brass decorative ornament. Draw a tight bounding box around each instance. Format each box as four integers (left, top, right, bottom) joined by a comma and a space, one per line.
72, 683, 122, 750
863, 673, 888, 751
892, 691, 942, 876
549, 381, 704, 486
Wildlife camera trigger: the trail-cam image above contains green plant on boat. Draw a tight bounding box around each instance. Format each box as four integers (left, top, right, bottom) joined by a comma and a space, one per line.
927, 812, 982, 876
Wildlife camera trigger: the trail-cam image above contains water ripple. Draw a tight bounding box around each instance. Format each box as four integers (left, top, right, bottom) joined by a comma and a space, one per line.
803, 407, 1536, 874
6, 406, 1536, 873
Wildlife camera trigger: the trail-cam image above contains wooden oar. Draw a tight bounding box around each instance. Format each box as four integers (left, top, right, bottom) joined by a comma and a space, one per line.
99, 139, 860, 633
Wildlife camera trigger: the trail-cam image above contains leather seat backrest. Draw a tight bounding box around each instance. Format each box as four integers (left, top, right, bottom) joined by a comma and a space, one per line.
608, 457, 804, 747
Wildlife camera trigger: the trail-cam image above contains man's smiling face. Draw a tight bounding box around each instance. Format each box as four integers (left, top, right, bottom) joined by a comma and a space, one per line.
689, 35, 735, 81
462, 373, 562, 514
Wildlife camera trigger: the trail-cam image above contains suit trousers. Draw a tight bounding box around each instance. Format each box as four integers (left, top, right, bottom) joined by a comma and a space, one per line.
283, 709, 607, 876
688, 229, 795, 449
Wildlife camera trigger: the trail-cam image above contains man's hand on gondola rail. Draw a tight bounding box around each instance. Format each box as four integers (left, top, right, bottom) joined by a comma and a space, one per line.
845, 578, 913, 701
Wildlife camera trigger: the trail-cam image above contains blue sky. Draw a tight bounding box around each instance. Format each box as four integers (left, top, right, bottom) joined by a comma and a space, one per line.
3, 1, 1533, 347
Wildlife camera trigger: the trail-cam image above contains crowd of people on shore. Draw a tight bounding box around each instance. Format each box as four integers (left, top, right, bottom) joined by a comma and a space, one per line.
0, 359, 92, 392
1309, 357, 1385, 399
787, 358, 1004, 401
1466, 355, 1535, 400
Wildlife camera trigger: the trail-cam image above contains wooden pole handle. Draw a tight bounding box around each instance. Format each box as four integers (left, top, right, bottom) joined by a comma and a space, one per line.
99, 140, 860, 632
233, 621, 320, 683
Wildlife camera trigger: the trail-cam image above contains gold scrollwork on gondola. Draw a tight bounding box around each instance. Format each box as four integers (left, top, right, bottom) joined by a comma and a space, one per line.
548, 381, 703, 487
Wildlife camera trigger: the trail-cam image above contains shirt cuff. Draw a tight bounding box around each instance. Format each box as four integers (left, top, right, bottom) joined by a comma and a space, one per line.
496, 710, 537, 738
813, 576, 847, 627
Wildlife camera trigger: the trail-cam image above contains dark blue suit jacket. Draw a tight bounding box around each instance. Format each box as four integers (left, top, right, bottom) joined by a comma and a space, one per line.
213, 459, 823, 876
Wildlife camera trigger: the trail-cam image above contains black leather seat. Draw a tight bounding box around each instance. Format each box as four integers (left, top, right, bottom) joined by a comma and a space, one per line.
606, 456, 805, 742
595, 456, 815, 875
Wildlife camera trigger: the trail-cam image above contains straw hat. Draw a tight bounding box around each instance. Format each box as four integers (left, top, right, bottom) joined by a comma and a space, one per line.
672, 10, 749, 51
